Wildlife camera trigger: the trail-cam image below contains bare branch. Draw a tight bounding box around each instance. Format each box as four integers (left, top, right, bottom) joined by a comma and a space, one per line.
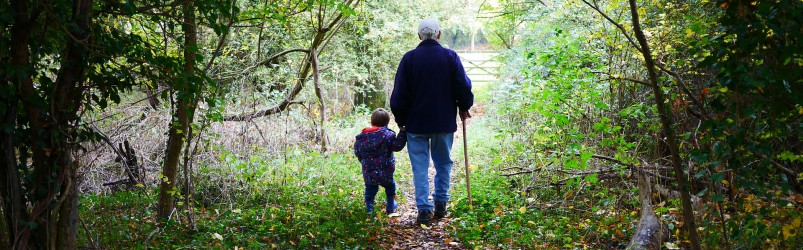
580, 0, 642, 53
203, 14, 236, 74
501, 170, 536, 177
654, 61, 708, 119
524, 173, 621, 190
311, 48, 327, 152
239, 48, 311, 76
591, 71, 651, 87
223, 0, 358, 122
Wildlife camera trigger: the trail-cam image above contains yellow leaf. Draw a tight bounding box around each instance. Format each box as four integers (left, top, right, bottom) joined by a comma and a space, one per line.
719, 87, 728, 93
519, 206, 527, 214
782, 218, 801, 240
721, 180, 729, 185
494, 207, 503, 216
421, 224, 430, 230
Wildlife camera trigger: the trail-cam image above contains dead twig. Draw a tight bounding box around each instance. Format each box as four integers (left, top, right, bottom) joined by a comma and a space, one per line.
501, 169, 536, 177
79, 215, 99, 249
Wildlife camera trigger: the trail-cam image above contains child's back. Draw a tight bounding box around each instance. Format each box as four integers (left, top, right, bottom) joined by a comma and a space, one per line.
354, 126, 406, 185
353, 108, 406, 214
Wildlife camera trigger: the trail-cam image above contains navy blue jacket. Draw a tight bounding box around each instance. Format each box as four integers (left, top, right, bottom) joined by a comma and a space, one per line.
390, 40, 474, 134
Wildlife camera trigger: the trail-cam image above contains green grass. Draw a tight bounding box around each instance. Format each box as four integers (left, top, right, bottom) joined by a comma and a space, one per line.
81, 152, 390, 249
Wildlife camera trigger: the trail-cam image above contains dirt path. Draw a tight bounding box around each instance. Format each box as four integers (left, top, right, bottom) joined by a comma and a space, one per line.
378, 103, 487, 249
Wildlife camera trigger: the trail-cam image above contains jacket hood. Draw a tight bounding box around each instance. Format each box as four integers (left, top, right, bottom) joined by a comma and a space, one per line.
355, 126, 390, 159
361, 126, 383, 134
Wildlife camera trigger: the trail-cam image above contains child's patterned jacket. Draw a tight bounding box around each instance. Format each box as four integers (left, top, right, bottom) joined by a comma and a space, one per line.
353, 126, 407, 185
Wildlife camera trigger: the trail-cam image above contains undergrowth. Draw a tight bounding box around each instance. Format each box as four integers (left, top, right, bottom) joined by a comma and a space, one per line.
80, 152, 391, 249
448, 114, 640, 249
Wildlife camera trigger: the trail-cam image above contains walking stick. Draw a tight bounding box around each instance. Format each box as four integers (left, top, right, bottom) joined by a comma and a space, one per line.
461, 116, 473, 209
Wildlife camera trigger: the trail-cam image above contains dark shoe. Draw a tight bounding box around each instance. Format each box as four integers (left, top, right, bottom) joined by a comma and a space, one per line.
434, 201, 447, 219
386, 199, 398, 214
416, 210, 433, 225
366, 201, 375, 215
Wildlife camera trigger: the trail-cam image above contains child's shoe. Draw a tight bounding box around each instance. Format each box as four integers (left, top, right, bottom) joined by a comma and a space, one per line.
366, 201, 375, 215
386, 199, 398, 214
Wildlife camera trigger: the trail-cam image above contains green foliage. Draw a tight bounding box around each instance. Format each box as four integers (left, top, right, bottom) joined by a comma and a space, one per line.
688, 0, 803, 246
448, 117, 639, 249
480, 0, 802, 248
82, 152, 385, 249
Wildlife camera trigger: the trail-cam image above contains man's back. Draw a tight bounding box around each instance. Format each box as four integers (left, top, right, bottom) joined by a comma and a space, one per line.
390, 40, 473, 134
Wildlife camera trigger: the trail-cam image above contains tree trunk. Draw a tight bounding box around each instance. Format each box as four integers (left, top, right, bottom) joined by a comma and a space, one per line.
0, 80, 25, 249
627, 171, 668, 250
3, 0, 89, 247
5, 1, 38, 248
47, 0, 91, 246
56, 168, 78, 249
158, 0, 198, 221
310, 49, 328, 152
0, 104, 25, 249
627, 0, 702, 249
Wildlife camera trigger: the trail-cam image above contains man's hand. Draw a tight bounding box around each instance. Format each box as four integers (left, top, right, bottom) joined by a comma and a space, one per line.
400, 126, 406, 131
460, 110, 472, 121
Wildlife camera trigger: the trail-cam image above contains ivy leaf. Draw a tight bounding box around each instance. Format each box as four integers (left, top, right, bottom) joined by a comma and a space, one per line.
580, 152, 593, 164
585, 174, 598, 184
594, 101, 610, 110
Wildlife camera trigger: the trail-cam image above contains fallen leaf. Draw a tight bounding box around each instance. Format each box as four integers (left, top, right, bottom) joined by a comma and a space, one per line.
494, 207, 503, 216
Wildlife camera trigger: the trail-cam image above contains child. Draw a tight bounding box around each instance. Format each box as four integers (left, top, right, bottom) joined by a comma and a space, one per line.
353, 108, 407, 214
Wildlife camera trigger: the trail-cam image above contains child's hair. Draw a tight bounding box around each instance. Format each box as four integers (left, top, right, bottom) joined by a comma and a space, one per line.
371, 108, 390, 127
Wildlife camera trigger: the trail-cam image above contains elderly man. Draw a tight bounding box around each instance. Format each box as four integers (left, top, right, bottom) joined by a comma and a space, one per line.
390, 18, 474, 225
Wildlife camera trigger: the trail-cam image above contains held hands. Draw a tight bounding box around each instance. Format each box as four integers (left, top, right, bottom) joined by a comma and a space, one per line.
400, 126, 405, 132
460, 110, 472, 121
